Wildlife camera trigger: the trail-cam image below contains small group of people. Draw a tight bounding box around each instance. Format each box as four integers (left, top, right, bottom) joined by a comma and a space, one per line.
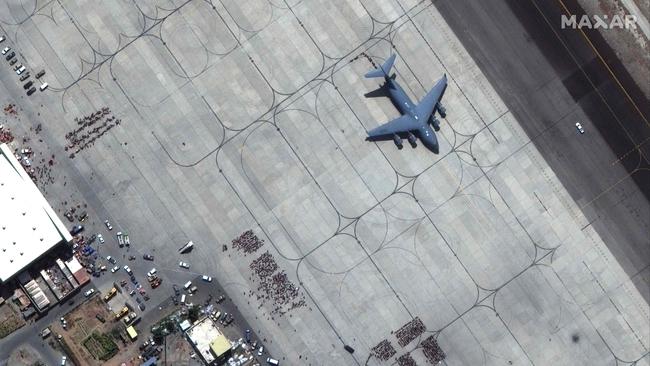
372, 339, 397, 361
0, 124, 14, 143
395, 317, 426, 347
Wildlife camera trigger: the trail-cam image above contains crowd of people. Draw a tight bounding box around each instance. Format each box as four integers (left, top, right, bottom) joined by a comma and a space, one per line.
65, 107, 121, 158
250, 251, 278, 278
247, 249, 305, 315
422, 335, 446, 364
395, 317, 426, 347
232, 229, 265, 255
371, 339, 396, 361
396, 353, 417, 366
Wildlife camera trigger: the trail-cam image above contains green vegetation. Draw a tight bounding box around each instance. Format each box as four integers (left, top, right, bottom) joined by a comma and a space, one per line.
82, 332, 118, 361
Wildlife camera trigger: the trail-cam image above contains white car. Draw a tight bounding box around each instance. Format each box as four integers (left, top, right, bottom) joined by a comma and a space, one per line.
258, 346, 264, 356
2, 47, 9, 55
16, 65, 26, 75
575, 122, 585, 134
179, 261, 190, 269
97, 233, 104, 244
111, 265, 119, 273
147, 268, 157, 277
0, 36, 5, 43
123, 265, 132, 274
84, 288, 95, 297
202, 275, 212, 282
61, 356, 67, 365
104, 219, 113, 230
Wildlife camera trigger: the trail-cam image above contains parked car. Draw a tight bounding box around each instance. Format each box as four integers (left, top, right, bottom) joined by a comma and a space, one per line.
106, 256, 116, 264
178, 261, 189, 269
111, 265, 119, 273
84, 288, 95, 297
5, 51, 14, 61
0, 36, 5, 42
143, 254, 154, 261
8, 58, 16, 66
16, 65, 26, 75
202, 275, 212, 282
147, 268, 157, 277
138, 303, 145, 311
575, 122, 585, 134
35, 69, 45, 78
123, 265, 132, 274
23, 81, 33, 90
104, 219, 113, 230
19, 72, 29, 81
70, 225, 84, 236
26, 87, 36, 96
97, 233, 105, 244
258, 346, 264, 356
2, 47, 10, 55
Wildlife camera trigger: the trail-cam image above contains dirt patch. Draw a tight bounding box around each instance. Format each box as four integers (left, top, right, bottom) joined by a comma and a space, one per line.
50, 295, 142, 366
0, 302, 26, 338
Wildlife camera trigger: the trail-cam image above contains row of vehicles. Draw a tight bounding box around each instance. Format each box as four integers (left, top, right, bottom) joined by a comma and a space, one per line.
1, 38, 47, 96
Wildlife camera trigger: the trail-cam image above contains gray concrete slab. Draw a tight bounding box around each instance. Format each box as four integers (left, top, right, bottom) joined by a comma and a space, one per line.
0, 0, 647, 365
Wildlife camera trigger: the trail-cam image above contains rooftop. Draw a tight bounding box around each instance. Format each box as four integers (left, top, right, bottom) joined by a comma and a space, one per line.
0, 143, 72, 282
186, 317, 229, 364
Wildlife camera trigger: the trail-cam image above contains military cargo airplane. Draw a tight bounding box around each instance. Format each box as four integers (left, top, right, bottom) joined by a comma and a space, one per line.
364, 54, 447, 153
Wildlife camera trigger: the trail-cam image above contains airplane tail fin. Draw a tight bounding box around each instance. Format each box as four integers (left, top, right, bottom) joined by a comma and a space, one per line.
364, 54, 396, 79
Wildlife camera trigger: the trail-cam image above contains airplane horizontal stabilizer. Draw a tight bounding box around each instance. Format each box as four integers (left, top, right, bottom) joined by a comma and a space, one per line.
364, 54, 396, 79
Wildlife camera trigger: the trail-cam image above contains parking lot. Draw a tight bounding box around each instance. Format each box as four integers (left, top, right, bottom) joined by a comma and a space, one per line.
0, 0, 648, 365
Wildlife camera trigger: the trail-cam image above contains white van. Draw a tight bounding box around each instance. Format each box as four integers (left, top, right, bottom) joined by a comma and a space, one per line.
180, 294, 186, 304
266, 358, 279, 365
39, 82, 48, 91
183, 281, 192, 290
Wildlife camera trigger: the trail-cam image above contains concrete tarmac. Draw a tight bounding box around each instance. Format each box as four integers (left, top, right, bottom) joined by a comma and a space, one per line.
434, 0, 650, 302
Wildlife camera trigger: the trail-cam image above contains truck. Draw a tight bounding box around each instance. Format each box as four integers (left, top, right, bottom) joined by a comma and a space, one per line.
103, 287, 117, 302
114, 306, 129, 319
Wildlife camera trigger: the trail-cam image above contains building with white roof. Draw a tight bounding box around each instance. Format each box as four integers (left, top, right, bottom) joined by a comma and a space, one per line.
0, 143, 72, 283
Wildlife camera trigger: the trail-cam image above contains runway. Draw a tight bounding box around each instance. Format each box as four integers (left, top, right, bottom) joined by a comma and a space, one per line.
434, 0, 650, 302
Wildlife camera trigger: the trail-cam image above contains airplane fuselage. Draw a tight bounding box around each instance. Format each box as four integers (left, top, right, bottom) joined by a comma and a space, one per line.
385, 78, 439, 153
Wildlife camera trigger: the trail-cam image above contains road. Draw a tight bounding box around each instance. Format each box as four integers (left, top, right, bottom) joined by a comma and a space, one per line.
433, 0, 650, 301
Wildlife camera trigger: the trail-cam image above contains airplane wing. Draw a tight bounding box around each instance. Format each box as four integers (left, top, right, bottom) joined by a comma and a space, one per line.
367, 114, 420, 137
415, 75, 447, 120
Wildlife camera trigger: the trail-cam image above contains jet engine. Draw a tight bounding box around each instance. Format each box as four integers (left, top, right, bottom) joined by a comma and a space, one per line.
437, 103, 447, 118
393, 134, 403, 149
429, 115, 441, 131
407, 132, 417, 147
